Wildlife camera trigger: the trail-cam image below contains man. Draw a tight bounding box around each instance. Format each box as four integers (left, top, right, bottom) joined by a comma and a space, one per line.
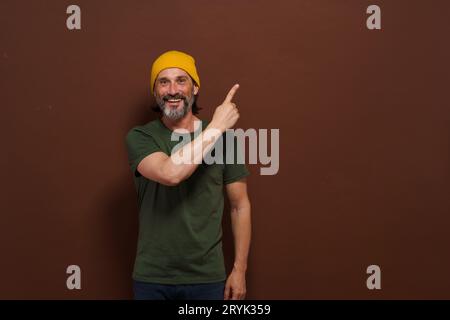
125, 50, 251, 300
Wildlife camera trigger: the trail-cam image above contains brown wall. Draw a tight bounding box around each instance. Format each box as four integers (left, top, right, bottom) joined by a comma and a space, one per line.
1, 0, 449, 299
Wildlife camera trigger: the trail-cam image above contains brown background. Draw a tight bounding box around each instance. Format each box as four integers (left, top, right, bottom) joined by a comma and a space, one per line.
1, 0, 449, 299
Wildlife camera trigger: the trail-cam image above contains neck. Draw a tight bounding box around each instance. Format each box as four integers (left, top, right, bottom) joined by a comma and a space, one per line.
161, 111, 200, 133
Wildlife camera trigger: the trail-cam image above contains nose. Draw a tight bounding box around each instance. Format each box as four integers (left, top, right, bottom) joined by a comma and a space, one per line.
168, 82, 178, 95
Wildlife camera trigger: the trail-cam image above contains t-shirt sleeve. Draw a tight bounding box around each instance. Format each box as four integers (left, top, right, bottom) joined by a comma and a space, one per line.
223, 134, 250, 185
125, 128, 161, 177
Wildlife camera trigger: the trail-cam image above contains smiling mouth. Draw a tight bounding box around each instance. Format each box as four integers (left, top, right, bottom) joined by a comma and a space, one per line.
166, 99, 182, 103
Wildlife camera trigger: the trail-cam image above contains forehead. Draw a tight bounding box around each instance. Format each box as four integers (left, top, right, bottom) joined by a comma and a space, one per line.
156, 67, 190, 79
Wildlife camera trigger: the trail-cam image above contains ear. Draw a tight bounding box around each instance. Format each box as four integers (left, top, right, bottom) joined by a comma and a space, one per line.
193, 85, 199, 95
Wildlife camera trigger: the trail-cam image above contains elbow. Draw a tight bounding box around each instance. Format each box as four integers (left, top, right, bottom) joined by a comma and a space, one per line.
162, 175, 182, 187
137, 159, 187, 186
160, 166, 190, 186
160, 169, 187, 186
138, 168, 183, 187
141, 174, 182, 187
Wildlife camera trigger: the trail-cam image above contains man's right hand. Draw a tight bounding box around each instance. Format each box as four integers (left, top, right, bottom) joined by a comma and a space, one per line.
210, 84, 240, 132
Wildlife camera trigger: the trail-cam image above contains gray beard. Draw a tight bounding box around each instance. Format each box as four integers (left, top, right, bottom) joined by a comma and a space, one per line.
156, 95, 195, 121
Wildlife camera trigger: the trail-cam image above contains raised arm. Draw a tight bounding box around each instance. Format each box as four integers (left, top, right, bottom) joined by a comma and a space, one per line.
137, 84, 240, 186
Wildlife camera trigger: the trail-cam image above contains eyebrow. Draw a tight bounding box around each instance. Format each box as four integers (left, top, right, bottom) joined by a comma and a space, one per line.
157, 76, 188, 81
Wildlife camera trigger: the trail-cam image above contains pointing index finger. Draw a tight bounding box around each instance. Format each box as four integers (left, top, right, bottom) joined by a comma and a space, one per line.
224, 84, 240, 103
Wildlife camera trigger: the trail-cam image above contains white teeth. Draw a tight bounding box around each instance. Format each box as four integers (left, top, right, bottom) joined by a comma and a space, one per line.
168, 99, 181, 102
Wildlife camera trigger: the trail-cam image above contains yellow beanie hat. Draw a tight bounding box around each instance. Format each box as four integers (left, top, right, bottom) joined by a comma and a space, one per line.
150, 50, 200, 94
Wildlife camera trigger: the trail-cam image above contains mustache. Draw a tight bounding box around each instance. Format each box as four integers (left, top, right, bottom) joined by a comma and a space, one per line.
163, 94, 186, 101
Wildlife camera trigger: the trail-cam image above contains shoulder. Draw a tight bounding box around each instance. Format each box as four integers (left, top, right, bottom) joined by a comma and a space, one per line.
126, 119, 161, 141
125, 120, 164, 151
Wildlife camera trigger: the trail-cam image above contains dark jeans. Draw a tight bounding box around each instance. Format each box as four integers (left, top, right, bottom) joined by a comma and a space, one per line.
133, 280, 225, 300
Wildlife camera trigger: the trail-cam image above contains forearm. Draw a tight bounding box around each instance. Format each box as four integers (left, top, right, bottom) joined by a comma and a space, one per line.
230, 200, 251, 273
161, 123, 224, 183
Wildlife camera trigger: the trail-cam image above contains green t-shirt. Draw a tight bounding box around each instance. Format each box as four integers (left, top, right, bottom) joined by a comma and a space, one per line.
125, 118, 250, 284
